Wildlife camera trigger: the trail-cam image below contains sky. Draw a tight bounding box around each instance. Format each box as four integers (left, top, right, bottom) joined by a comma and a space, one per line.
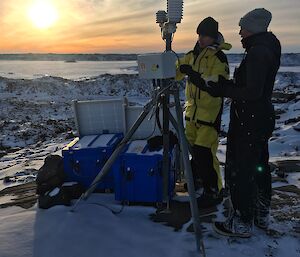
0, 0, 299, 54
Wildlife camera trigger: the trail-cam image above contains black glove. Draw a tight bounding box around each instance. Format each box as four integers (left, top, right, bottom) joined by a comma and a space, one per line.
205, 75, 233, 97
205, 81, 224, 97
179, 65, 206, 89
179, 64, 193, 75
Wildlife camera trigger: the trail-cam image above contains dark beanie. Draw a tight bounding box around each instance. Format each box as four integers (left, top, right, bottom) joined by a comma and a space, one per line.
196, 17, 218, 39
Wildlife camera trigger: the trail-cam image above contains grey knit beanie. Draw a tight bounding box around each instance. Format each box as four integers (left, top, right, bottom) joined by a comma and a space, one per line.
239, 8, 272, 34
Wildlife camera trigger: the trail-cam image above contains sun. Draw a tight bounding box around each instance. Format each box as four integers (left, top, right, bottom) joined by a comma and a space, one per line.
28, 0, 59, 29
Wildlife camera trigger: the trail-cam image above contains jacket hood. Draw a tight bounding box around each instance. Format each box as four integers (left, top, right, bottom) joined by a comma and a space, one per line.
242, 32, 281, 60
193, 32, 232, 56
209, 32, 232, 51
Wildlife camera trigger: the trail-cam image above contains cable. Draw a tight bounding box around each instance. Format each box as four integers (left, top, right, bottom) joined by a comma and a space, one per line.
137, 112, 158, 141
171, 49, 181, 64
86, 202, 125, 215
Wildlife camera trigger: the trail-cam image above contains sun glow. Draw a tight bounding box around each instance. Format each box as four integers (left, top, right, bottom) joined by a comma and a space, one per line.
28, 0, 58, 29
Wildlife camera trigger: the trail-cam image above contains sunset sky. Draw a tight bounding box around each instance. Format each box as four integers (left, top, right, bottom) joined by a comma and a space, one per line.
0, 0, 299, 54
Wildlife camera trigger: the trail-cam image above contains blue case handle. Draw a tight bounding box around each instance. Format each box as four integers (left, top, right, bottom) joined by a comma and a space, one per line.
87, 135, 100, 147
107, 133, 123, 146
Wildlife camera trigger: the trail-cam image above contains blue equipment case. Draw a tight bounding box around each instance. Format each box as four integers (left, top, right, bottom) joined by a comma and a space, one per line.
62, 133, 123, 190
114, 140, 175, 204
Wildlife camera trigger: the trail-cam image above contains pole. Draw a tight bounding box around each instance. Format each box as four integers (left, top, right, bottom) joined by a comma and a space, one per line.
173, 88, 206, 256
161, 32, 173, 204
162, 81, 170, 204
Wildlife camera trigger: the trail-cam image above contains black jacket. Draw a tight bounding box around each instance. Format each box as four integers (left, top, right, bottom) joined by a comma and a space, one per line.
227, 32, 281, 139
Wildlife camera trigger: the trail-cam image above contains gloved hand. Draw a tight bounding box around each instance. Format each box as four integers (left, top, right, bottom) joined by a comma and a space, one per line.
179, 65, 206, 89
205, 75, 233, 97
205, 81, 224, 97
179, 64, 193, 75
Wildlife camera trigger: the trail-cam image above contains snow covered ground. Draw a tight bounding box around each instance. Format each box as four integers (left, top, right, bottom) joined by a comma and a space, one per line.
0, 58, 299, 257
0, 194, 299, 257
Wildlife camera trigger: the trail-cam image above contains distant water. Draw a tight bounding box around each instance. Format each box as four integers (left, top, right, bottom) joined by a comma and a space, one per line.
0, 60, 138, 80
0, 58, 299, 80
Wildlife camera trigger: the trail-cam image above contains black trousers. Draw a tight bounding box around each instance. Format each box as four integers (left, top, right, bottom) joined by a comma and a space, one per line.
225, 130, 272, 222
191, 145, 219, 192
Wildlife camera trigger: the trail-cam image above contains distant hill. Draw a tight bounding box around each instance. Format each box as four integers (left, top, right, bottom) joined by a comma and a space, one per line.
0, 53, 299, 66
0, 53, 138, 62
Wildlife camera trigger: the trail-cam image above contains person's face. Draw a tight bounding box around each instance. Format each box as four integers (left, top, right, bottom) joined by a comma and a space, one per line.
198, 34, 215, 48
239, 28, 253, 39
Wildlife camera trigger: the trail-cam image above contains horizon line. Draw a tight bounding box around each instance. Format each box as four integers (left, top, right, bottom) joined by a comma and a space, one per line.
0, 52, 299, 55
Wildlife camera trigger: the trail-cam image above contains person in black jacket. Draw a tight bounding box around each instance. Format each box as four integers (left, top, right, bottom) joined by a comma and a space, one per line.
182, 8, 281, 237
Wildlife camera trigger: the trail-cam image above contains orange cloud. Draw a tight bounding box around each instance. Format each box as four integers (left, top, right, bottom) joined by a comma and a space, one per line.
0, 0, 299, 53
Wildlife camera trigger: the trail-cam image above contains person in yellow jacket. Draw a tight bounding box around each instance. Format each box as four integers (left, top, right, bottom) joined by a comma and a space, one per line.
176, 17, 232, 208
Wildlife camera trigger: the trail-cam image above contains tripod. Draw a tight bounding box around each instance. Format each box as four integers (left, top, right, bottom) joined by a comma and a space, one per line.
71, 35, 206, 256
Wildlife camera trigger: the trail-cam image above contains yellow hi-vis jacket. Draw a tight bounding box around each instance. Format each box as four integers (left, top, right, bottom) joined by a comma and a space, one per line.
176, 41, 232, 127
176, 40, 231, 191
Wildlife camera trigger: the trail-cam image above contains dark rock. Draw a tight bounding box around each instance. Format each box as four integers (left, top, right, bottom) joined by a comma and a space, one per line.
269, 162, 277, 172
0, 150, 7, 158
272, 91, 297, 102
273, 185, 300, 195
7, 147, 21, 153
11, 125, 20, 131
293, 122, 300, 132
284, 117, 300, 125
0, 182, 37, 209
54, 126, 66, 134
266, 228, 285, 238
275, 168, 287, 179
273, 159, 300, 173
46, 119, 56, 125
271, 176, 288, 183
275, 109, 286, 116
3, 176, 12, 183
65, 131, 76, 140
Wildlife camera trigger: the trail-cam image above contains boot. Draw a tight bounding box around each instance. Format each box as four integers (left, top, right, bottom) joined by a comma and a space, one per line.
197, 188, 223, 209
213, 211, 252, 238
254, 210, 269, 230
254, 191, 270, 229
183, 178, 202, 192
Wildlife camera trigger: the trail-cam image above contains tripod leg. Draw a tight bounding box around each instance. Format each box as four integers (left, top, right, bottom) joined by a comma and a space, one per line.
173, 89, 205, 255
168, 110, 179, 134
168, 105, 192, 183
162, 81, 170, 205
